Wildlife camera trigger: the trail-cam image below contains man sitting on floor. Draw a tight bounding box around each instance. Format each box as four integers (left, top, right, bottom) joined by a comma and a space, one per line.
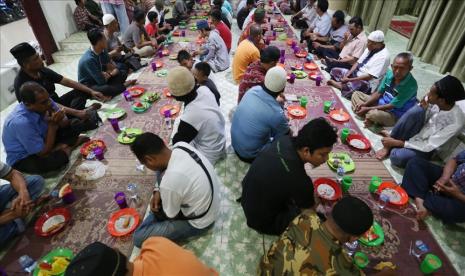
0, 161, 44, 246
145, 11, 169, 43
65, 237, 218, 275
210, 9, 232, 53
192, 62, 221, 106
238, 8, 266, 47
352, 52, 418, 128
130, 133, 220, 247
321, 16, 367, 72
312, 10, 348, 57
242, 0, 265, 31
300, 0, 331, 47
79, 28, 135, 97
73, 0, 102, 31
213, 0, 232, 29
291, 0, 317, 29
123, 9, 157, 57
241, 118, 337, 235
376, 75, 465, 168
2, 82, 89, 175
327, 30, 390, 99
259, 197, 396, 276
11, 42, 107, 116
171, 0, 189, 26
177, 49, 194, 70
194, 20, 230, 73
238, 46, 280, 102
237, 0, 254, 30
233, 24, 262, 84
232, 66, 289, 163
168, 67, 226, 164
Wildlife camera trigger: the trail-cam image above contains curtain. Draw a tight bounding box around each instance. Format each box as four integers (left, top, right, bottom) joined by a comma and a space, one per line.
347, 0, 398, 34
394, 0, 425, 16
407, 0, 465, 81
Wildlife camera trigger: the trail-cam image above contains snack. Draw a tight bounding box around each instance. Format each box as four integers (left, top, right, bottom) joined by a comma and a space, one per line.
80, 140, 106, 157
374, 262, 396, 271
292, 70, 307, 79
289, 108, 304, 116
38, 256, 71, 276
361, 226, 379, 242
169, 54, 177, 60
58, 183, 72, 198
42, 215, 66, 234
380, 188, 401, 203
142, 92, 160, 103
317, 184, 335, 199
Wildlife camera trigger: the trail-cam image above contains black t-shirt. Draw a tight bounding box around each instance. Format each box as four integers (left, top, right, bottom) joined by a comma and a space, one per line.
14, 68, 64, 103
237, 8, 250, 30
241, 135, 315, 235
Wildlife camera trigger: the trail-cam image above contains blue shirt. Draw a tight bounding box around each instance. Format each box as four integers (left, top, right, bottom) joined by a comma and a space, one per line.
78, 48, 111, 86
222, 0, 233, 15
2, 101, 58, 166
231, 85, 289, 159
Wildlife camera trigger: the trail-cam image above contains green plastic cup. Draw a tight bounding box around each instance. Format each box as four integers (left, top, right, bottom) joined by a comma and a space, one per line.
323, 101, 332, 113
420, 254, 442, 274
369, 176, 382, 193
300, 96, 308, 108
353, 252, 369, 269
341, 128, 350, 143
342, 176, 353, 192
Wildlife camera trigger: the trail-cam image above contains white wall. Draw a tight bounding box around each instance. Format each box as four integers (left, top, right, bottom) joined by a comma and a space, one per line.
0, 18, 35, 65
39, 0, 78, 48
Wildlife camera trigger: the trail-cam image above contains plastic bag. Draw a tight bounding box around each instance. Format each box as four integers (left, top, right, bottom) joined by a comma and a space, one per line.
75, 161, 107, 180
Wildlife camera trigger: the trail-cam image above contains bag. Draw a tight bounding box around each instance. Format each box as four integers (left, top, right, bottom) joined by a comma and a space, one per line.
123, 53, 143, 71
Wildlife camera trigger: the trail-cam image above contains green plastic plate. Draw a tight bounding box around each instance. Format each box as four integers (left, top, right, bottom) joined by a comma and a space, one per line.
33, 248, 74, 276
359, 221, 385, 247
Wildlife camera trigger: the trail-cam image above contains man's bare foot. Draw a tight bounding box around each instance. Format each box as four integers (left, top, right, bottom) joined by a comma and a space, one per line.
327, 80, 342, 89
375, 147, 390, 160
415, 198, 430, 220
379, 130, 390, 137
124, 79, 137, 87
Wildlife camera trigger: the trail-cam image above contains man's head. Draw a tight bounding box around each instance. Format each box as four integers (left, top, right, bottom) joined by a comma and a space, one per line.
249, 23, 263, 45
213, 0, 223, 8
428, 75, 465, 107
177, 50, 193, 70
87, 28, 107, 51
348, 16, 363, 37
264, 66, 287, 95
133, 9, 146, 26
331, 10, 345, 29
210, 9, 222, 25
260, 46, 280, 71
155, 0, 164, 10
74, 0, 85, 7
253, 8, 266, 24
196, 20, 211, 38
391, 52, 413, 81
64, 242, 128, 276
192, 62, 211, 84
246, 0, 255, 9
103, 14, 118, 32
10, 42, 44, 71
256, 0, 265, 8
147, 11, 158, 24
330, 196, 373, 243
367, 30, 385, 51
307, 0, 316, 5
167, 66, 196, 98
20, 82, 52, 114
130, 132, 170, 171
293, 118, 337, 167
315, 0, 328, 16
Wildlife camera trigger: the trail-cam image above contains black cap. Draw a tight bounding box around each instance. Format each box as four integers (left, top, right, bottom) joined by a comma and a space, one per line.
332, 196, 373, 236
65, 242, 127, 276
10, 42, 37, 65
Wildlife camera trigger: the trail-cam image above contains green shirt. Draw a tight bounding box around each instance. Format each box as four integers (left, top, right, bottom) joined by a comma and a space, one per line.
258, 209, 362, 276
377, 69, 418, 108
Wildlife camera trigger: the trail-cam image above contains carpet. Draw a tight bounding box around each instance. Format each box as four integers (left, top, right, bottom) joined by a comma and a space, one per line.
390, 20, 416, 38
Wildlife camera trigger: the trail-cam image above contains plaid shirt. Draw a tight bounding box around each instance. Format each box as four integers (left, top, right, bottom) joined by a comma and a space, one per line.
100, 0, 125, 5
238, 61, 266, 102
73, 6, 92, 31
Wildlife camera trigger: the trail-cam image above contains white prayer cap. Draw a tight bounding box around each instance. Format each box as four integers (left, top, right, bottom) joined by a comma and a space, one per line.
102, 14, 116, 26
368, 30, 384, 42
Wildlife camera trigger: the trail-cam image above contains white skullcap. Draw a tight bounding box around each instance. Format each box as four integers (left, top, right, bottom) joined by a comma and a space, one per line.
264, 66, 287, 93
102, 14, 116, 26
368, 30, 384, 42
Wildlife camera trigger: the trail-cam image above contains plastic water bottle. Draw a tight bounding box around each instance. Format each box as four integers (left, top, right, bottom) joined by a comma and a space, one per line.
18, 255, 37, 273
378, 193, 390, 209
127, 183, 141, 207
344, 240, 359, 257
336, 166, 345, 183
413, 240, 430, 258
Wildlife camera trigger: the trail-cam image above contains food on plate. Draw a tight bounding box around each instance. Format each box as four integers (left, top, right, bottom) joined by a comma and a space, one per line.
38, 256, 71, 276
169, 54, 177, 60
143, 92, 161, 102
349, 138, 366, 149
374, 262, 396, 271
360, 226, 379, 243
317, 183, 335, 199
59, 183, 72, 198
289, 108, 304, 116
292, 70, 307, 79
42, 215, 66, 234
134, 102, 143, 108
80, 140, 105, 157
380, 188, 401, 203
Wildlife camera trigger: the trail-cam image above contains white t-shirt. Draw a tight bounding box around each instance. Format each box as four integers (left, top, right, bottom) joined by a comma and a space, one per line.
160, 142, 221, 229
302, 3, 317, 27
181, 87, 226, 164
357, 47, 390, 88
312, 12, 331, 36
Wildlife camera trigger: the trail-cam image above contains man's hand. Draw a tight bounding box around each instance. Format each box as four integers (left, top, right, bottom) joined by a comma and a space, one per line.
150, 191, 161, 213
381, 137, 403, 148
343, 31, 350, 41
49, 109, 65, 125
164, 8, 170, 14
103, 71, 111, 81
312, 41, 321, 48
91, 90, 108, 102
419, 95, 429, 109
356, 106, 370, 116
435, 179, 461, 197
11, 201, 32, 219
341, 77, 351, 83
11, 191, 32, 212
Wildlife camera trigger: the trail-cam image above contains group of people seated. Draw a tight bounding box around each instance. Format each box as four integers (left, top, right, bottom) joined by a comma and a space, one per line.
1, 0, 465, 275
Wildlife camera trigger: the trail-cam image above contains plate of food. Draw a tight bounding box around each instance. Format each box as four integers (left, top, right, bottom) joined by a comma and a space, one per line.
161, 49, 170, 56
327, 152, 355, 173
274, 27, 284, 32
159, 104, 180, 116
131, 101, 150, 113
141, 92, 161, 103
105, 107, 126, 119
169, 54, 178, 60
287, 105, 307, 119
295, 50, 308, 58
329, 109, 350, 122
377, 182, 409, 206
189, 25, 197, 31
313, 178, 342, 201
359, 221, 384, 246
292, 70, 307, 79
172, 30, 180, 36
278, 33, 288, 41
286, 39, 295, 46
156, 69, 168, 77
304, 62, 318, 70
309, 73, 319, 80
163, 87, 172, 97
107, 208, 140, 237
33, 248, 73, 276
117, 128, 142, 144
290, 64, 304, 71
346, 134, 371, 150
34, 208, 71, 237
80, 139, 106, 158
127, 86, 146, 97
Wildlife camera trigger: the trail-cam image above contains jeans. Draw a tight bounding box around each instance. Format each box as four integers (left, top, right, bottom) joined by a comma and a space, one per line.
0, 175, 45, 245
100, 3, 129, 33
133, 212, 212, 247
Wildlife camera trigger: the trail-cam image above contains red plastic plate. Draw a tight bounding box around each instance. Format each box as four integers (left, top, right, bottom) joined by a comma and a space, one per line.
304, 62, 318, 70
329, 109, 350, 122
287, 105, 307, 119
34, 207, 71, 237
108, 208, 140, 237
159, 104, 180, 116
128, 86, 146, 97
377, 182, 409, 206
346, 134, 371, 150
314, 178, 342, 201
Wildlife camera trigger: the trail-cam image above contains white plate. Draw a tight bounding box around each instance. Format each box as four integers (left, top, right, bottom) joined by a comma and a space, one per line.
317, 184, 335, 199
349, 138, 366, 149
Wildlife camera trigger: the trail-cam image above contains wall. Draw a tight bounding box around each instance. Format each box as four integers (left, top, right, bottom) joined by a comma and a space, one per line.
0, 18, 35, 65
39, 0, 78, 48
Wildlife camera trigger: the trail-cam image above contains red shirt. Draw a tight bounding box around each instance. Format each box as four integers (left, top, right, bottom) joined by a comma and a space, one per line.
145, 23, 158, 37
215, 21, 232, 52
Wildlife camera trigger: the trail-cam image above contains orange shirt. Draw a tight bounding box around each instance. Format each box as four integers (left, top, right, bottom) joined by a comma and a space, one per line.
232, 39, 260, 84
133, 237, 218, 276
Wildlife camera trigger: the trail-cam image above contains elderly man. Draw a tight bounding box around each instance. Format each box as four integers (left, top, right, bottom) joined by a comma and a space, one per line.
321, 16, 367, 71
300, 0, 331, 45
194, 20, 229, 73
351, 52, 418, 128
168, 66, 226, 164
232, 66, 289, 162
238, 46, 280, 102
233, 24, 262, 84
73, 0, 102, 31
123, 9, 157, 57
328, 30, 390, 99
291, 0, 317, 29
238, 8, 266, 46
312, 10, 348, 55
99, 0, 129, 33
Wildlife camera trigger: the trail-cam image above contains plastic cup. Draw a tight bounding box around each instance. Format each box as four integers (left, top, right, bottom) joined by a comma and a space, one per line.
323, 101, 332, 113
265, 37, 271, 45
109, 118, 121, 133
62, 189, 76, 204
151, 61, 157, 71
420, 254, 442, 274
341, 128, 350, 143
369, 176, 382, 193
114, 192, 128, 209
93, 147, 104, 161
181, 30, 186, 37
353, 252, 369, 269
315, 75, 322, 86
342, 176, 353, 192
158, 51, 163, 58
293, 46, 300, 54
280, 49, 285, 57
300, 96, 308, 108
291, 40, 297, 48
289, 73, 296, 84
